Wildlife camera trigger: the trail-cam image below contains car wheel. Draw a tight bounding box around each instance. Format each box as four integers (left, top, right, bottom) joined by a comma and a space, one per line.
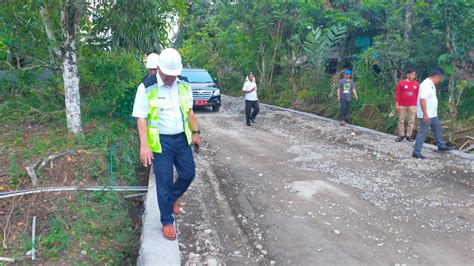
212, 106, 220, 112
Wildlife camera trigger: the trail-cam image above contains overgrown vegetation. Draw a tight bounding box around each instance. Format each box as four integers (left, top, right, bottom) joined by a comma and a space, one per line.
0, 1, 164, 261
1, 191, 139, 264
0, 41, 148, 258
0, 66, 144, 261
176, 0, 473, 146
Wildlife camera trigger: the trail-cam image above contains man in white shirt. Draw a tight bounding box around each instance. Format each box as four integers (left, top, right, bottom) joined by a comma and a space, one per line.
132, 48, 201, 240
242, 72, 259, 126
412, 68, 453, 159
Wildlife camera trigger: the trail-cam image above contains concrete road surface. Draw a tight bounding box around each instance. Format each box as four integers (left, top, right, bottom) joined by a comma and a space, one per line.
176, 95, 473, 266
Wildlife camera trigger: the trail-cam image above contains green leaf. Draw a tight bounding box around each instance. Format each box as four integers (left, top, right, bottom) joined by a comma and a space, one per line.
437, 54, 450, 64
442, 64, 454, 75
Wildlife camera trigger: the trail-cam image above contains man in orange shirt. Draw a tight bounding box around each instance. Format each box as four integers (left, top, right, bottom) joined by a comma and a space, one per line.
395, 67, 419, 142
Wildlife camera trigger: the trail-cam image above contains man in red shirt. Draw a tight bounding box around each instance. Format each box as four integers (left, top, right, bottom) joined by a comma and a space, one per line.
395, 67, 419, 142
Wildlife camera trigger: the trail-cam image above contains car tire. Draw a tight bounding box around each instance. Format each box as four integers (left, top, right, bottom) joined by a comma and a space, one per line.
212, 106, 220, 112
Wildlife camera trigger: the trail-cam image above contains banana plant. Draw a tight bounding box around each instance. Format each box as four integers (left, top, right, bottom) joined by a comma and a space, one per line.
303, 23, 347, 72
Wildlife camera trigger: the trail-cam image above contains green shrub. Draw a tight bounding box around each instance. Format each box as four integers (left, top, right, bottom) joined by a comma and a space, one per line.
40, 217, 70, 258
0, 70, 64, 125
79, 49, 143, 119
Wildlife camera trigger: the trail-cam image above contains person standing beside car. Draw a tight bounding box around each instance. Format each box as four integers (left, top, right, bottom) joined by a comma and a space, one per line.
242, 72, 259, 126
395, 67, 419, 142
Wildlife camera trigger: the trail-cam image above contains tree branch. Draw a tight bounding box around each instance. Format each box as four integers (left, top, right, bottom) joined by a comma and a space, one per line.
39, 6, 61, 60
25, 149, 76, 186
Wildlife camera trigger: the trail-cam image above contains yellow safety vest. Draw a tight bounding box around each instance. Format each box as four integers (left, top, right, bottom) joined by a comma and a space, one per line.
146, 82, 192, 153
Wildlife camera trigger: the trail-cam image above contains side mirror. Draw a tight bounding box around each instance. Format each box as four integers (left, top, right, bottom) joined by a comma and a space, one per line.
178, 75, 189, 82
213, 77, 219, 87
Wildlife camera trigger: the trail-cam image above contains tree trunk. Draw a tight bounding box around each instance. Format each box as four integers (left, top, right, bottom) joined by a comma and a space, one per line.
256, 44, 266, 97
60, 0, 83, 136
62, 36, 82, 135
256, 20, 284, 102
39, 7, 61, 62
447, 71, 457, 125
445, 20, 457, 131
336, 33, 349, 73
404, 0, 413, 44
268, 20, 284, 93
289, 51, 298, 108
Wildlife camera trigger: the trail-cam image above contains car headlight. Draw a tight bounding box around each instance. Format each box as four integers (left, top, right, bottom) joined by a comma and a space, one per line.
212, 89, 220, 96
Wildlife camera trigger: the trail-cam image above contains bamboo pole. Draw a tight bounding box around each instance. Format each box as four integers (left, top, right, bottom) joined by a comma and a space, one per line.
32, 216, 37, 261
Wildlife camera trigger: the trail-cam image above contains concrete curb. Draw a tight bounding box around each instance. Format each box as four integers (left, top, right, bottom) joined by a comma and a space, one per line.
260, 102, 474, 161
137, 168, 180, 266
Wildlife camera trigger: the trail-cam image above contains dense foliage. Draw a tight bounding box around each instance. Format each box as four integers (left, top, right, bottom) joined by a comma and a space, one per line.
0, 1, 184, 261
0, 0, 472, 140
176, 0, 473, 143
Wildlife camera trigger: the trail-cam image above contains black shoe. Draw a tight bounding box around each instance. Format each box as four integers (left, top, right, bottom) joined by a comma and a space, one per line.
412, 153, 426, 159
395, 136, 405, 142
406, 137, 415, 142
250, 118, 256, 124
246, 121, 251, 126
438, 146, 453, 152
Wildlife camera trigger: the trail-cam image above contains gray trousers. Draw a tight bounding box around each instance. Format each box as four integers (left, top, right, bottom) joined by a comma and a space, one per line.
339, 99, 351, 121
413, 116, 447, 155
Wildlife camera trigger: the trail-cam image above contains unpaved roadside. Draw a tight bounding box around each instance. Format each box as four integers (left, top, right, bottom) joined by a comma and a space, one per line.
177, 95, 473, 265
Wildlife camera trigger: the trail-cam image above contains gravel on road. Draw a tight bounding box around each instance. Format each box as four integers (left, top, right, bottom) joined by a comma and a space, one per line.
177, 95, 473, 265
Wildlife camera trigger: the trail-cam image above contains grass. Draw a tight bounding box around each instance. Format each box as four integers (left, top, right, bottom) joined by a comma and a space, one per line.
1, 123, 142, 263
63, 191, 138, 264
7, 154, 22, 188
1, 117, 140, 187
1, 191, 139, 264
0, 81, 143, 263
40, 217, 70, 257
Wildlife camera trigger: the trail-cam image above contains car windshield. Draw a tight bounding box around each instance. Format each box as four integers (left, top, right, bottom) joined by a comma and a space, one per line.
181, 71, 214, 83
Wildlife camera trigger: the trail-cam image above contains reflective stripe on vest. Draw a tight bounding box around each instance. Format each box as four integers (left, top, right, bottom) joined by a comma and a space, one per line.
146, 82, 192, 153
147, 120, 159, 127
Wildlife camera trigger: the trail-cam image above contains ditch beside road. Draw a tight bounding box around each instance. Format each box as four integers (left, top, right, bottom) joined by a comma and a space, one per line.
177, 95, 473, 265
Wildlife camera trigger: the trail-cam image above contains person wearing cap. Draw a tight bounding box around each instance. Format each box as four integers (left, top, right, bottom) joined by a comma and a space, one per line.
337, 69, 358, 124
143, 52, 159, 81
132, 48, 201, 240
395, 67, 419, 142
242, 72, 259, 126
412, 68, 453, 159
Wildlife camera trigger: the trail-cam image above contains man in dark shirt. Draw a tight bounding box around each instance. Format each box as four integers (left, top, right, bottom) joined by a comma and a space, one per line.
337, 69, 358, 124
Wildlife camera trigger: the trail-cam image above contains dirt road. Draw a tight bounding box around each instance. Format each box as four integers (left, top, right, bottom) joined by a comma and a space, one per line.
177, 95, 473, 265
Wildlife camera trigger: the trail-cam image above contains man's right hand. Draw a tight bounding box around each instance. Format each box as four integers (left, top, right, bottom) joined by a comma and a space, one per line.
140, 145, 154, 167
423, 114, 429, 125
395, 104, 400, 113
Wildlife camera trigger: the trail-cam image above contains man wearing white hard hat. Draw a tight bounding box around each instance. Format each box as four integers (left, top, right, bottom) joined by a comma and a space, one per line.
132, 48, 201, 240
145, 52, 159, 75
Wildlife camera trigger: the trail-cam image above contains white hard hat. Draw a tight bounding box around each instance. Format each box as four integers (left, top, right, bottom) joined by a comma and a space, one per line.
157, 48, 183, 76
145, 53, 159, 69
